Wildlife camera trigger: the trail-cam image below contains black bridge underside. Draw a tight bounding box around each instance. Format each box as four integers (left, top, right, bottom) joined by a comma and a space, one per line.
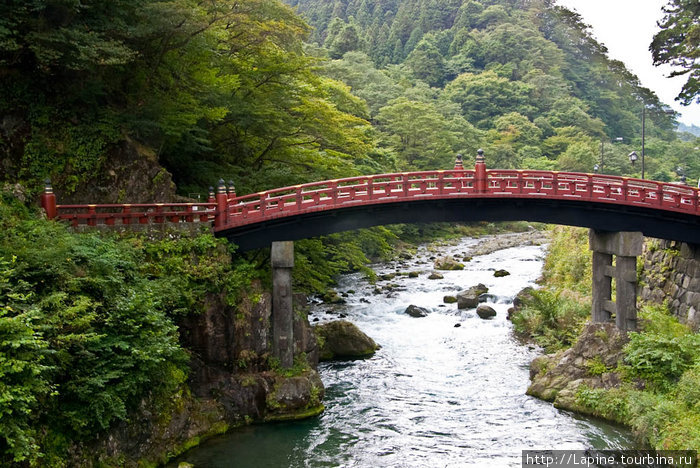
217, 198, 700, 251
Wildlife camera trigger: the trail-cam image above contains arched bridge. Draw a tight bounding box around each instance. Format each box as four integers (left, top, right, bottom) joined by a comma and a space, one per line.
40, 151, 700, 366
42, 151, 700, 249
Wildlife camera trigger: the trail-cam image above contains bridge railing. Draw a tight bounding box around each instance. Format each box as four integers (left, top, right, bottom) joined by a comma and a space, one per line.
39, 155, 699, 232
223, 170, 483, 225
220, 169, 699, 229
53, 202, 216, 227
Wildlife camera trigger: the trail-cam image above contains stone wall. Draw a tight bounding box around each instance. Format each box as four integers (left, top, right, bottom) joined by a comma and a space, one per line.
641, 239, 700, 331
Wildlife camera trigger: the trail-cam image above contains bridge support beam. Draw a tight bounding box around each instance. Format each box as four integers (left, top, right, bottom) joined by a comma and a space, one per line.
271, 241, 295, 368
589, 230, 643, 332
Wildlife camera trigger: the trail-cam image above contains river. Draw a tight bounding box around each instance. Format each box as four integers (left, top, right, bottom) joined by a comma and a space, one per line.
170, 234, 634, 467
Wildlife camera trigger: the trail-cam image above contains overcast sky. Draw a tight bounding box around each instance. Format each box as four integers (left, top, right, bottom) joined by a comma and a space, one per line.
555, 0, 699, 127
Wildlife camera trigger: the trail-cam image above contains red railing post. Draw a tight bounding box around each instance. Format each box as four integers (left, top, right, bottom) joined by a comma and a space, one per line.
227, 180, 236, 200
40, 179, 57, 219
474, 149, 487, 193
215, 179, 227, 228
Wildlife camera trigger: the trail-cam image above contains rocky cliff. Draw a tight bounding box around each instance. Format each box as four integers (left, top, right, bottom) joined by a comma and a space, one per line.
74, 282, 323, 467
526, 323, 626, 414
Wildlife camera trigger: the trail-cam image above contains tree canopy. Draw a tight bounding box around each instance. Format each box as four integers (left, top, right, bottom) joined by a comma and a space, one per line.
651, 0, 700, 105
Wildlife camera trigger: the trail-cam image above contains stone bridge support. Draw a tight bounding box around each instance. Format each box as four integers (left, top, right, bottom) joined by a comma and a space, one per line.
271, 241, 295, 368
589, 230, 643, 332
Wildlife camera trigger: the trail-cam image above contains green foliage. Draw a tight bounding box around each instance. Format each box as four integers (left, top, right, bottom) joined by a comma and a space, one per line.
541, 226, 591, 295
650, 0, 700, 105
623, 305, 700, 391
585, 356, 610, 376
0, 197, 261, 464
0, 257, 51, 464
511, 288, 589, 352
575, 385, 631, 424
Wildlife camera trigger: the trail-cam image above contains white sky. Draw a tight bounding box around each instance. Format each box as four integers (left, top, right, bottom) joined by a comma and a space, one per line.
555, 0, 699, 127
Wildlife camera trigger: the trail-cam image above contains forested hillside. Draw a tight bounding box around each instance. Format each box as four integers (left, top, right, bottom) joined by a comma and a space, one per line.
288, 0, 699, 181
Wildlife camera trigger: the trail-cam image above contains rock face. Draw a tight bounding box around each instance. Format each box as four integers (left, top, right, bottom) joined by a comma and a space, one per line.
476, 304, 497, 319
526, 323, 626, 411
54, 138, 181, 204
457, 284, 489, 309
314, 320, 380, 361
404, 304, 430, 317
641, 240, 700, 331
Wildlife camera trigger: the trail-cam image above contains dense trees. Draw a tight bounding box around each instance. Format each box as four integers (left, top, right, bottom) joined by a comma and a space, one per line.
651, 0, 700, 105
291, 0, 697, 182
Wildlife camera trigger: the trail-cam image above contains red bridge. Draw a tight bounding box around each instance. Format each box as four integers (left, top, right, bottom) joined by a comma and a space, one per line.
42, 151, 700, 250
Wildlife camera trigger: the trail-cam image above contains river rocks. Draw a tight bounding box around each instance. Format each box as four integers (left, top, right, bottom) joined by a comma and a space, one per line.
264, 371, 325, 422
464, 230, 550, 257
313, 320, 379, 361
494, 269, 510, 277
508, 286, 535, 320
405, 304, 430, 317
443, 295, 458, 304
428, 272, 444, 280
379, 273, 396, 281
456, 283, 489, 309
527, 323, 627, 413
434, 256, 465, 270
322, 290, 346, 304
408, 271, 420, 278
476, 304, 497, 319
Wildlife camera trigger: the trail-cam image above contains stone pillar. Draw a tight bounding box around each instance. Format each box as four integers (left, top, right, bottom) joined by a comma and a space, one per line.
589, 230, 643, 332
591, 251, 613, 323
271, 241, 295, 368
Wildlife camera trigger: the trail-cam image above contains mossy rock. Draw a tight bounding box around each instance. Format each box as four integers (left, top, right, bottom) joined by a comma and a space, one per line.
494, 269, 510, 277
434, 256, 465, 270
313, 320, 379, 361
408, 271, 420, 278
443, 295, 458, 304
428, 272, 444, 280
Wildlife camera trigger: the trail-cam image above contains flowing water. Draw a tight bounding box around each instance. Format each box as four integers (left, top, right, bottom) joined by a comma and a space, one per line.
170, 235, 635, 467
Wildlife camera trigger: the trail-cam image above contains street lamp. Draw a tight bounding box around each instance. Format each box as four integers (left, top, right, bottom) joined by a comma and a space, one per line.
628, 151, 638, 168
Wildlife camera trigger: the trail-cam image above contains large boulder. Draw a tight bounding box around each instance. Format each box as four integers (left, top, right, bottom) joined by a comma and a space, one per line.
508, 287, 535, 320
313, 320, 379, 361
434, 256, 465, 270
476, 304, 497, 319
404, 304, 430, 317
457, 283, 489, 309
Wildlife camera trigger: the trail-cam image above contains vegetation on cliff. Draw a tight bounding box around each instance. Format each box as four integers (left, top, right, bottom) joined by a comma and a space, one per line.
515, 226, 700, 452
0, 195, 264, 465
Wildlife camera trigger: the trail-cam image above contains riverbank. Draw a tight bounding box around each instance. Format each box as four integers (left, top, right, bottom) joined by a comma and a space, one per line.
511, 226, 700, 453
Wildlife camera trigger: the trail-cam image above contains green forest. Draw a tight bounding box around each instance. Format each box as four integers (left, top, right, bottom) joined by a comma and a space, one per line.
1, 0, 699, 465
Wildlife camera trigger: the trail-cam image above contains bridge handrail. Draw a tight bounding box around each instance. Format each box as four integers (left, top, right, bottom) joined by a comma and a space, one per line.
54, 202, 216, 227
40, 165, 699, 231
221, 169, 699, 229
